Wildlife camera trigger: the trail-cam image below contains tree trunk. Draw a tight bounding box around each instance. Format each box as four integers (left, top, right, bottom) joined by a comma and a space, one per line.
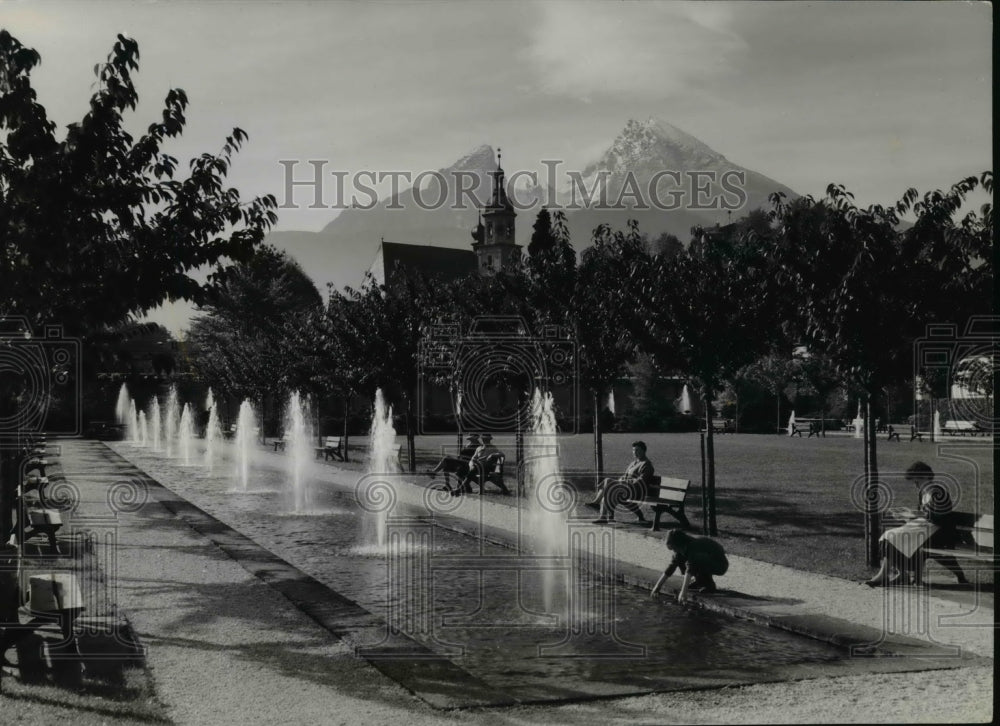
593, 390, 604, 488
704, 391, 718, 536
515, 391, 524, 494
405, 393, 416, 473
341, 393, 351, 462
863, 396, 881, 567
775, 392, 781, 435
0, 391, 18, 620
699, 431, 707, 534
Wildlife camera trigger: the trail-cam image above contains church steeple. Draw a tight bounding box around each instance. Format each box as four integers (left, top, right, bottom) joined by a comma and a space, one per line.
472, 147, 520, 276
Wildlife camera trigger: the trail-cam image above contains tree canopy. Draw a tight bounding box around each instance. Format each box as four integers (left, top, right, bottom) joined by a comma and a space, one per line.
0, 31, 278, 337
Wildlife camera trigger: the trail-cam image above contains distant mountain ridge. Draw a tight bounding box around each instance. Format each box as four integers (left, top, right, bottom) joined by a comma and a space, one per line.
265, 117, 798, 293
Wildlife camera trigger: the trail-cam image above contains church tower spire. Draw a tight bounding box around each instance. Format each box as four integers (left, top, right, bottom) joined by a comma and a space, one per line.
471, 147, 520, 275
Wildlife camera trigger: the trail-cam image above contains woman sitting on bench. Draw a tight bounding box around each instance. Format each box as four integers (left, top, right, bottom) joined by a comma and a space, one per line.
586, 441, 656, 524
865, 461, 969, 587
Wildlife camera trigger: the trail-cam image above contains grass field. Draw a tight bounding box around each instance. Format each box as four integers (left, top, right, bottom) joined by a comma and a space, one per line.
331, 430, 994, 582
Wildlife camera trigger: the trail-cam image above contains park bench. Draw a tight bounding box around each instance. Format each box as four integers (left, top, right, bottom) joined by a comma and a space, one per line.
472, 453, 509, 495
790, 420, 822, 438
24, 457, 48, 477
273, 435, 290, 452
883, 512, 994, 574
886, 425, 901, 442
21, 508, 63, 553
625, 476, 692, 531
925, 513, 994, 570
943, 420, 979, 436
704, 419, 733, 434
909, 425, 930, 442
314, 436, 345, 461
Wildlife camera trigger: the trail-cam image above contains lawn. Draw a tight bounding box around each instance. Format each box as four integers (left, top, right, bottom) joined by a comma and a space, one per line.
333, 431, 994, 582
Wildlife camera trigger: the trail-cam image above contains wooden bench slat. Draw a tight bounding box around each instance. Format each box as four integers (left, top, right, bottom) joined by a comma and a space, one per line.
654, 490, 687, 504
622, 476, 692, 531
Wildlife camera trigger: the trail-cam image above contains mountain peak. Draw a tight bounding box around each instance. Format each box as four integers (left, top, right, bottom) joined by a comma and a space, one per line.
445, 144, 497, 172
596, 117, 728, 172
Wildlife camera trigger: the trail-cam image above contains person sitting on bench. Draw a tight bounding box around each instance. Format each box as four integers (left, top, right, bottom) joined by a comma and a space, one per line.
864, 461, 968, 587
586, 441, 655, 524
455, 434, 502, 496
650, 530, 729, 601
426, 434, 480, 480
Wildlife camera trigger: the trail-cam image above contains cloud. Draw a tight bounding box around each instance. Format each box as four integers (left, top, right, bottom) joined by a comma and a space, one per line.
527, 1, 747, 101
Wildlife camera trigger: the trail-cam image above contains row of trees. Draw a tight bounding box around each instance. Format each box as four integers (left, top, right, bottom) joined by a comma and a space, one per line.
188, 175, 991, 564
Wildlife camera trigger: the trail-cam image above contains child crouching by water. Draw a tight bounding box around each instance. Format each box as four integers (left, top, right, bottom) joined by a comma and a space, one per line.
651, 530, 729, 601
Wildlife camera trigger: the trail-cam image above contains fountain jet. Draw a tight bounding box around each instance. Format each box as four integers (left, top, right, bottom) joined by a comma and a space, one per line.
366, 389, 398, 546
234, 400, 256, 491
205, 397, 222, 472
115, 384, 130, 426
164, 385, 180, 456
150, 396, 162, 451
286, 391, 312, 513
179, 404, 194, 465
527, 389, 568, 614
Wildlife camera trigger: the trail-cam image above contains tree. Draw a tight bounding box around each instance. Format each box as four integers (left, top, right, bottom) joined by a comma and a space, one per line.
327, 267, 453, 472
738, 352, 796, 434
528, 207, 557, 259
0, 32, 277, 336
0, 32, 276, 604
768, 174, 992, 564
792, 350, 843, 435
650, 231, 684, 259
627, 219, 779, 535
187, 246, 322, 431
570, 221, 643, 480
623, 354, 679, 430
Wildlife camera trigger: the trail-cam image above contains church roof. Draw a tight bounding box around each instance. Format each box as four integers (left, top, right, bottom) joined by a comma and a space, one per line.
368, 241, 477, 287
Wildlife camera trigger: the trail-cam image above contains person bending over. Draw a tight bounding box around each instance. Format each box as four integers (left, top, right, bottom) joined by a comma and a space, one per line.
651, 530, 729, 601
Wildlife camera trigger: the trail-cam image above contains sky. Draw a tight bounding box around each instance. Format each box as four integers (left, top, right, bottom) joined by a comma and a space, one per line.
2, 0, 993, 332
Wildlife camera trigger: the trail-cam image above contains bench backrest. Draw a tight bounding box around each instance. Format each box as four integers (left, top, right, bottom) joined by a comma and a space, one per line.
949, 512, 993, 551
944, 420, 976, 430
653, 476, 690, 504
483, 452, 504, 475
391, 443, 402, 457
323, 436, 341, 447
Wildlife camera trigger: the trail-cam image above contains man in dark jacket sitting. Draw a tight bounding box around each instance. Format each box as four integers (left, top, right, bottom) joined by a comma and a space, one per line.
426, 434, 480, 481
